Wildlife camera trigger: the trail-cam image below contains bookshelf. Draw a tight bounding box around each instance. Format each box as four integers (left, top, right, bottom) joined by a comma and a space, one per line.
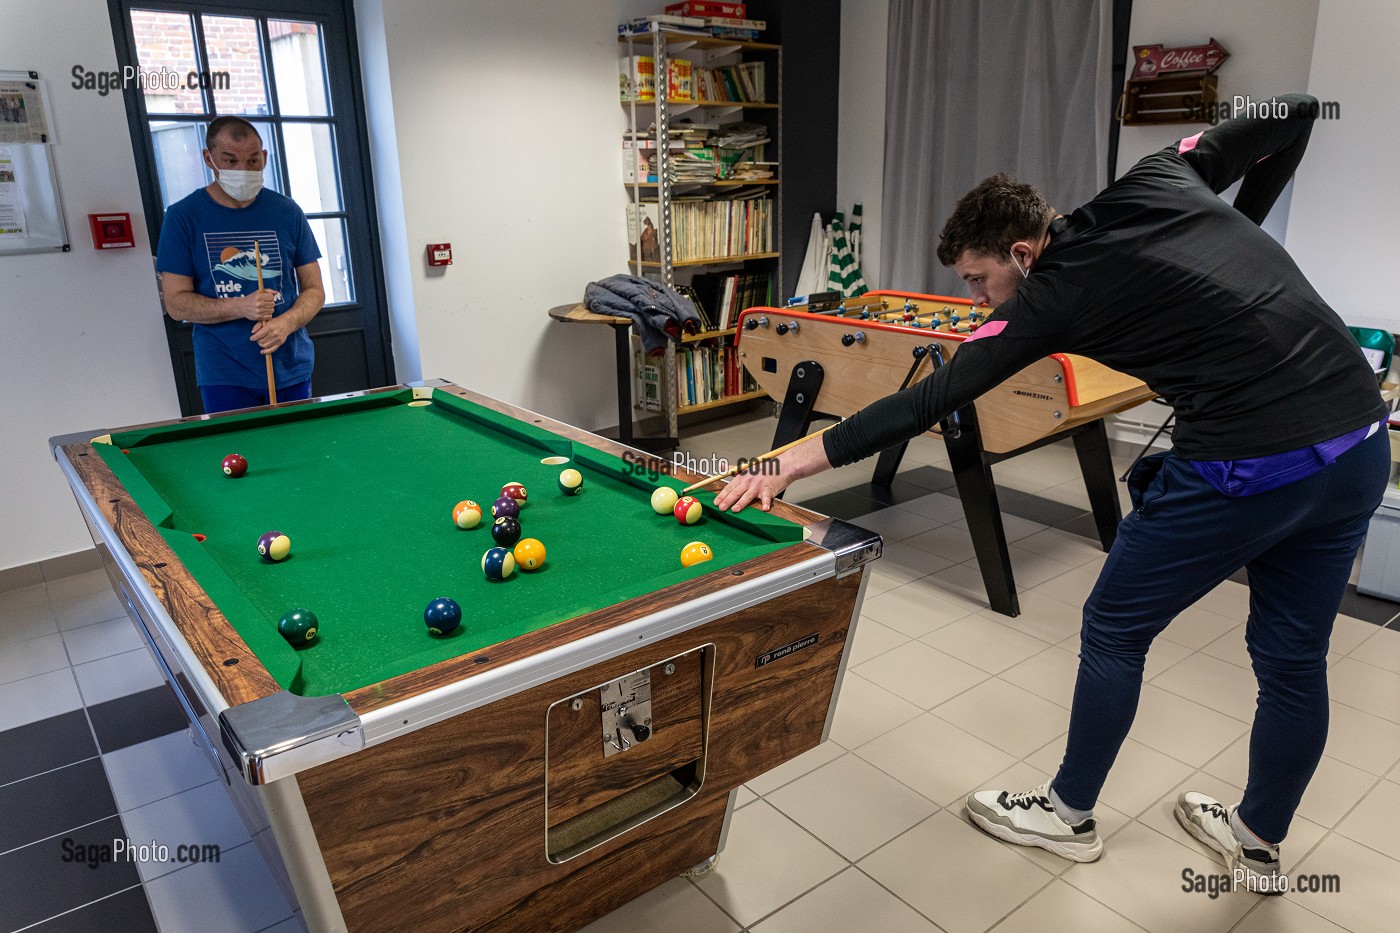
620, 23, 781, 438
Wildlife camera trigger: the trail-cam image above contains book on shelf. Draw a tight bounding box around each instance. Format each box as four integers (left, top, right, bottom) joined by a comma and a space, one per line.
619, 55, 655, 101
625, 201, 662, 263
710, 27, 761, 40
704, 16, 766, 29
666, 1, 746, 17
670, 344, 760, 408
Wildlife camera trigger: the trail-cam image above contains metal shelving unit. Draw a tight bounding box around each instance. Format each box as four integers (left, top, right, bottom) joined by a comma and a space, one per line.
621, 27, 781, 440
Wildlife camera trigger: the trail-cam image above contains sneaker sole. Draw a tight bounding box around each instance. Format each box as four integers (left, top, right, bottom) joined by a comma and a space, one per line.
965, 804, 1103, 863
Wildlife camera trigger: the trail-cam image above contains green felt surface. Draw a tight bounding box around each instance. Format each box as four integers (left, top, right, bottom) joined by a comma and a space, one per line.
94, 390, 802, 697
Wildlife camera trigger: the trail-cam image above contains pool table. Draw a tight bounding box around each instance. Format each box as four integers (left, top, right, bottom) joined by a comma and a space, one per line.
51, 381, 881, 933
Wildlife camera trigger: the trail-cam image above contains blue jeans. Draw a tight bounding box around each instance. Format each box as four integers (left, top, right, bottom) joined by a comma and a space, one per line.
200, 378, 313, 414
1051, 428, 1389, 842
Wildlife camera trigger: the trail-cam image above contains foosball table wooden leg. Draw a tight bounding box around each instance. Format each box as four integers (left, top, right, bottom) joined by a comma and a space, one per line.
1071, 419, 1123, 551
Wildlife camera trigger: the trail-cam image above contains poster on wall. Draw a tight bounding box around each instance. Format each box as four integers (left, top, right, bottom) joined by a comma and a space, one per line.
0, 146, 27, 237
0, 78, 53, 145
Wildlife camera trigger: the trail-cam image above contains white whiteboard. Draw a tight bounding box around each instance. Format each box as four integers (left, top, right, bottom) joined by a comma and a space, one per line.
0, 71, 69, 256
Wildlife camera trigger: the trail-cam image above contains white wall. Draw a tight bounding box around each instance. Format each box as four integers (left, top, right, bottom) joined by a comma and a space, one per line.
1285, 0, 1400, 332
836, 0, 888, 289
356, 0, 658, 431
0, 0, 179, 572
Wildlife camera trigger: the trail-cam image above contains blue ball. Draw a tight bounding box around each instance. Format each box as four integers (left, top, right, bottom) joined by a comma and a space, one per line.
424, 597, 462, 636
482, 547, 516, 581
491, 496, 521, 520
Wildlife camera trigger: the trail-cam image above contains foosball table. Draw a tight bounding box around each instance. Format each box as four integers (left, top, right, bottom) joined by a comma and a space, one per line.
735, 290, 1157, 616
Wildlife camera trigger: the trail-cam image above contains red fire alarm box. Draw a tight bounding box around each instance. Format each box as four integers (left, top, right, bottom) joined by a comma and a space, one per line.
89, 213, 135, 249
427, 243, 453, 266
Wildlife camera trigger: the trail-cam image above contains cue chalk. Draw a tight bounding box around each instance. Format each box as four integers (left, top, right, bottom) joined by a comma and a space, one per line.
254, 241, 278, 405
681, 421, 842, 494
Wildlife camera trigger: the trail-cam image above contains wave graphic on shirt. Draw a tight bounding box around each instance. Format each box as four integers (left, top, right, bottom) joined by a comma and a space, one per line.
213, 249, 282, 282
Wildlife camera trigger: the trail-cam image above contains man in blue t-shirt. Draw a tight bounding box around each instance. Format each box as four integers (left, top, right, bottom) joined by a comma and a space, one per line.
156, 115, 324, 413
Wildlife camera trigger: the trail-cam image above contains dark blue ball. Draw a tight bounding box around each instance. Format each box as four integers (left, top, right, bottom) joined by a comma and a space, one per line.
424, 597, 462, 636
491, 516, 522, 547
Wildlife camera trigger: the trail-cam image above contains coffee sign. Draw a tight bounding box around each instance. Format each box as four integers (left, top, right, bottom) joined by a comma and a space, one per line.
1131, 39, 1229, 79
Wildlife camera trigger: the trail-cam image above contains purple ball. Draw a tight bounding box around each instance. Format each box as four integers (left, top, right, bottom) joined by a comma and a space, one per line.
491, 496, 520, 520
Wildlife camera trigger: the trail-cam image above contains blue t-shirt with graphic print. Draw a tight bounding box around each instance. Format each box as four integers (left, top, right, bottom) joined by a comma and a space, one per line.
156, 187, 321, 389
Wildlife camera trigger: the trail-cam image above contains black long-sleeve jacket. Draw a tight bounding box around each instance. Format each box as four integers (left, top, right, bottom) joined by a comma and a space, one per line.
825, 94, 1384, 466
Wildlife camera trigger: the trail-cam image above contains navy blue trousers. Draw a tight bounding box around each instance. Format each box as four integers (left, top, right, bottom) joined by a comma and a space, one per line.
1051, 428, 1389, 842
200, 378, 313, 414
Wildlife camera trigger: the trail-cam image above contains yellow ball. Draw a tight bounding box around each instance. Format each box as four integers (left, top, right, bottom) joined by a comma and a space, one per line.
680, 541, 713, 568
651, 486, 680, 515
514, 538, 546, 571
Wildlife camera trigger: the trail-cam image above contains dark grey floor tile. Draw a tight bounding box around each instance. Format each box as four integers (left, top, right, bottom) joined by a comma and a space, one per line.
87, 686, 187, 755
0, 758, 117, 853
0, 710, 98, 787
0, 815, 141, 932
26, 886, 157, 933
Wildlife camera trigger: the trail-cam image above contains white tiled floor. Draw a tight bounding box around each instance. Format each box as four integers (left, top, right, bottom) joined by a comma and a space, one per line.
8, 415, 1400, 933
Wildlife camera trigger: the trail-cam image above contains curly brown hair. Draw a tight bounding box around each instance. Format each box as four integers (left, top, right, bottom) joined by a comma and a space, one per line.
936, 173, 1056, 266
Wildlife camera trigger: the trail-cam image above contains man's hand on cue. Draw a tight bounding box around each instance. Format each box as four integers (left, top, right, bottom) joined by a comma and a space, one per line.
251, 313, 294, 354
713, 435, 834, 513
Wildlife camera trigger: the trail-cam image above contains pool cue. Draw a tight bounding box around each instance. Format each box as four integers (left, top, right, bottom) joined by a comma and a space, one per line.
254, 241, 277, 405
681, 421, 842, 494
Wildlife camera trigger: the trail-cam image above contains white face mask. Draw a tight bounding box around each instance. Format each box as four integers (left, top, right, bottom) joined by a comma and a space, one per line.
216, 168, 263, 203
1009, 249, 1029, 279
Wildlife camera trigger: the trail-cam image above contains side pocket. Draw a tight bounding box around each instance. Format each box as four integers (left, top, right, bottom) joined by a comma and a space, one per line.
1126, 451, 1171, 514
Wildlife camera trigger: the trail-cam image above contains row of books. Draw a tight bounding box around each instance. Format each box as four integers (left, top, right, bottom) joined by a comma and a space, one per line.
633, 343, 759, 412
686, 271, 773, 330
626, 198, 772, 263
620, 56, 767, 104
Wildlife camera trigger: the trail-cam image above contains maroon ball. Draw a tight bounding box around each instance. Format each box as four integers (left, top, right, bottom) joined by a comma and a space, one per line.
222, 454, 248, 478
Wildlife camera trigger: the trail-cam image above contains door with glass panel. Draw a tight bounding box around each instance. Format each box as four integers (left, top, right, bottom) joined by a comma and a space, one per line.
112, 0, 393, 415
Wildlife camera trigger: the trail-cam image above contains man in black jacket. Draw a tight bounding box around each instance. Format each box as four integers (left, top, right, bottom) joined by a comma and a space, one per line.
716, 94, 1387, 887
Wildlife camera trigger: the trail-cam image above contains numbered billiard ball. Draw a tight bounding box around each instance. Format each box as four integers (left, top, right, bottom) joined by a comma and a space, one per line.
674, 496, 703, 526
482, 547, 516, 580
557, 469, 583, 496
491, 496, 520, 520
424, 597, 462, 637
257, 530, 291, 562
222, 454, 248, 478
491, 516, 522, 548
513, 538, 546, 571
277, 608, 318, 645
651, 486, 680, 515
453, 500, 482, 529
680, 541, 713, 568
500, 482, 528, 506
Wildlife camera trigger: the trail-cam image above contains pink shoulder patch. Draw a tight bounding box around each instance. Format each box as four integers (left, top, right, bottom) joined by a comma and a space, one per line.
964, 320, 1007, 342
1177, 131, 1204, 154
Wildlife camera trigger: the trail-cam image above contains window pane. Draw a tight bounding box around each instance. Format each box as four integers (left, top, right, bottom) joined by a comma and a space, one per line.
130, 10, 204, 115
151, 120, 208, 207
308, 217, 354, 305
269, 21, 331, 116
203, 16, 270, 115
282, 123, 341, 212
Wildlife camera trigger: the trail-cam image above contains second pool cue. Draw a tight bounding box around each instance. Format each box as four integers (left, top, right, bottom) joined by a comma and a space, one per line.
254, 240, 277, 405
681, 421, 841, 494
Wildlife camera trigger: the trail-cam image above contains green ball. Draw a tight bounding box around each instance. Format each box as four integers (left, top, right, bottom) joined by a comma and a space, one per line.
278, 608, 319, 646
558, 468, 583, 495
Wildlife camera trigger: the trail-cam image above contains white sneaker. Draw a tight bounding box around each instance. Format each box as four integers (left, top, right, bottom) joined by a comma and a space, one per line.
1174, 792, 1283, 895
965, 783, 1103, 862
